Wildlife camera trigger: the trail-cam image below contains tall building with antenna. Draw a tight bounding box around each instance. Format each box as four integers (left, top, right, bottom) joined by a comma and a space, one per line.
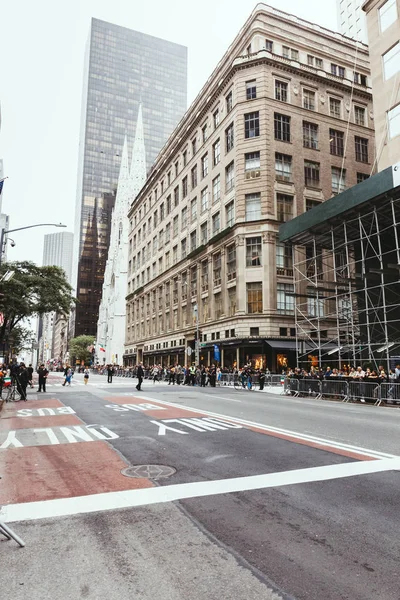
73, 18, 187, 337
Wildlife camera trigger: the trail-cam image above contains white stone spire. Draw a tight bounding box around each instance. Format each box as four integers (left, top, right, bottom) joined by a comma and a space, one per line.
129, 103, 147, 201
96, 105, 147, 366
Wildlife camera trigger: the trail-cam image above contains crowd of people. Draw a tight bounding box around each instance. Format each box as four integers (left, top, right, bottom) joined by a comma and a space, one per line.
284, 365, 399, 382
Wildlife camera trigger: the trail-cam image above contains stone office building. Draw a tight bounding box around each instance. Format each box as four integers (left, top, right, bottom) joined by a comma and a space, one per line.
124, 3, 375, 372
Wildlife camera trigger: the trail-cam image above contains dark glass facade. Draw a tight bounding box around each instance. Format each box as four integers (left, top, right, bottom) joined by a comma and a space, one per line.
73, 18, 187, 336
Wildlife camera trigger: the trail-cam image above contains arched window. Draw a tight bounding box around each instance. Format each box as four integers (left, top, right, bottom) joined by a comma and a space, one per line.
118, 222, 123, 245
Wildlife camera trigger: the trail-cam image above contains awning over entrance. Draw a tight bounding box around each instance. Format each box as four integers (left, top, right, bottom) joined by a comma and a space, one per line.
265, 340, 298, 350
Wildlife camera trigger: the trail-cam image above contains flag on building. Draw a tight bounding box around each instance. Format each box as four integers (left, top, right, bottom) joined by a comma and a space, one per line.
99, 344, 106, 352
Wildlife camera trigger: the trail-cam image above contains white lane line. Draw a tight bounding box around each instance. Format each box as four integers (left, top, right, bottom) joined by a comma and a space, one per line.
204, 394, 241, 403
2, 457, 400, 523
131, 395, 398, 460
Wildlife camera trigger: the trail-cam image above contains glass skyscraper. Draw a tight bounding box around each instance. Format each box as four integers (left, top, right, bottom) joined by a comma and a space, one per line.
73, 18, 187, 336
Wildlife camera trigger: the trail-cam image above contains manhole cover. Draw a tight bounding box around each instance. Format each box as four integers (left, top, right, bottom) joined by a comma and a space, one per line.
121, 465, 176, 480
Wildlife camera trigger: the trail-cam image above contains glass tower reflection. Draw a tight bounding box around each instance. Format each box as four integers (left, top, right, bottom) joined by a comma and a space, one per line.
73, 18, 187, 337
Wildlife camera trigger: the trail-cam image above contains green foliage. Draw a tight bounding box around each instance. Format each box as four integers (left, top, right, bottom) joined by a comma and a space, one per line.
69, 335, 95, 364
0, 261, 74, 346
8, 326, 36, 355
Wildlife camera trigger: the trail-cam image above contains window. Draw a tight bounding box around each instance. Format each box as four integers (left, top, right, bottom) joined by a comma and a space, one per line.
227, 244, 236, 281
165, 251, 170, 269
175, 161, 179, 177
275, 80, 288, 102
160, 180, 164, 195
274, 113, 291, 142
245, 151, 260, 170
225, 200, 235, 227
213, 139, 221, 166
192, 137, 197, 156
202, 123, 208, 143
331, 167, 346, 194
379, 0, 398, 32
245, 192, 261, 221
280, 327, 287, 337
201, 260, 208, 291
355, 136, 369, 162
191, 198, 197, 222
265, 39, 273, 52
183, 150, 187, 167
331, 64, 345, 78
329, 129, 344, 156
388, 104, 400, 139
383, 43, 400, 80
304, 160, 320, 187
200, 221, 208, 245
250, 327, 259, 337
166, 196, 171, 215
247, 282, 263, 314
191, 165, 198, 189
213, 108, 220, 129
201, 187, 209, 212
306, 199, 321, 211
303, 122, 319, 149
354, 106, 366, 126
212, 175, 220, 204
159, 229, 164, 249
226, 90, 233, 113
277, 283, 294, 314
190, 266, 197, 297
226, 161, 235, 192
152, 236, 158, 255
167, 171, 171, 186
277, 193, 293, 222
307, 288, 325, 317
303, 89, 316, 111
165, 222, 171, 241
201, 153, 208, 178
282, 46, 299, 60
173, 246, 178, 265
181, 238, 187, 259
214, 293, 222, 319
213, 252, 221, 286
153, 212, 158, 228
329, 97, 341, 119
173, 215, 179, 237
315, 58, 323, 69
246, 80, 257, 100
244, 112, 260, 138
357, 172, 369, 184
190, 230, 197, 252
246, 237, 262, 267
160, 203, 165, 221
228, 288, 236, 316
307, 55, 322, 68
182, 206, 188, 229
275, 153, 292, 182
226, 123, 234, 152
212, 212, 221, 235
276, 242, 293, 275
307, 54, 314, 66
173, 187, 179, 207
182, 176, 188, 199
354, 72, 367, 86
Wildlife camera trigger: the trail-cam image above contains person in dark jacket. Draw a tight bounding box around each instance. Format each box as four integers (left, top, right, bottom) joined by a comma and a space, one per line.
37, 364, 48, 392
27, 364, 34, 388
136, 363, 144, 391
17, 363, 30, 400
107, 365, 114, 383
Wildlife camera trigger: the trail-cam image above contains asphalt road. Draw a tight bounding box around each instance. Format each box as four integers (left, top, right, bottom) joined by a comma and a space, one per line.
1, 373, 400, 600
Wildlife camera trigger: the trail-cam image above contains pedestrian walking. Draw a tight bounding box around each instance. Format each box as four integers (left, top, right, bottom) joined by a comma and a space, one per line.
84, 367, 90, 385
62, 364, 70, 386
65, 367, 73, 386
37, 364, 49, 392
27, 364, 34, 388
136, 362, 144, 391
17, 363, 30, 400
107, 365, 114, 383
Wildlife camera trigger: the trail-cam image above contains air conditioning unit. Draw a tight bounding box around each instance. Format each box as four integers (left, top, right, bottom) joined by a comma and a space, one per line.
245, 170, 261, 180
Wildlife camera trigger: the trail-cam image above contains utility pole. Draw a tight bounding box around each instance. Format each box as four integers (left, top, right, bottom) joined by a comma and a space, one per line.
194, 304, 200, 366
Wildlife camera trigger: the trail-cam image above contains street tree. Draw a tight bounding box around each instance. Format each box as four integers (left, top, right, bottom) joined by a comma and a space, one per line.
0, 261, 74, 348
68, 335, 94, 365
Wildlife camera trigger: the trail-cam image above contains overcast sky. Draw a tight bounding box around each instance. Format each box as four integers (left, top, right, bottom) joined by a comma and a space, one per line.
0, 0, 337, 265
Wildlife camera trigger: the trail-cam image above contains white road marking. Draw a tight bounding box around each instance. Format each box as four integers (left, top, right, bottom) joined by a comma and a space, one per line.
204, 394, 242, 403
2, 457, 400, 523
132, 395, 398, 460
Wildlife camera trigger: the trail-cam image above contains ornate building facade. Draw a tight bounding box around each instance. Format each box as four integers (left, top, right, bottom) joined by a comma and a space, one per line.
97, 107, 146, 365
125, 4, 375, 372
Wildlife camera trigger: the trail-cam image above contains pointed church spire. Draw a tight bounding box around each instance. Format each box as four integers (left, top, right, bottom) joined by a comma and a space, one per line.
118, 135, 130, 185
129, 103, 147, 200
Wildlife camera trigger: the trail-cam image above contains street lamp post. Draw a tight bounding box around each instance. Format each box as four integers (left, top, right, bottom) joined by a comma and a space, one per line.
193, 304, 200, 366
0, 223, 67, 265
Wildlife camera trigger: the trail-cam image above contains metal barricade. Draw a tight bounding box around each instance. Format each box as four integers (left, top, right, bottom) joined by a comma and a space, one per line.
283, 377, 299, 396
320, 379, 348, 402
270, 374, 285, 387
348, 380, 381, 405
220, 373, 235, 386
298, 378, 322, 398
380, 382, 400, 406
